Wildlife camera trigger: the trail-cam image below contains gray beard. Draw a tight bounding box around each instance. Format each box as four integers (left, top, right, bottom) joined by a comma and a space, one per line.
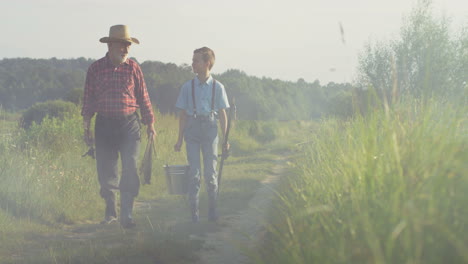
112, 54, 128, 65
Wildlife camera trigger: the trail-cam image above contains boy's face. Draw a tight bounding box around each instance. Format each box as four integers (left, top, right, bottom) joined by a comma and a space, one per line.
192, 53, 209, 75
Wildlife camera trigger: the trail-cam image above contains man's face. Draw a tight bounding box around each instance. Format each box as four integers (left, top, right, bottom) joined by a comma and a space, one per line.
109, 41, 131, 65
192, 53, 209, 75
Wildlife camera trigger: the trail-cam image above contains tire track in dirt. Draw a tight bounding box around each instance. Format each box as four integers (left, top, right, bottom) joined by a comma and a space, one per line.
195, 156, 286, 264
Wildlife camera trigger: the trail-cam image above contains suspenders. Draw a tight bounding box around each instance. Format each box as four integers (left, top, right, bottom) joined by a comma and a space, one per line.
191, 78, 216, 118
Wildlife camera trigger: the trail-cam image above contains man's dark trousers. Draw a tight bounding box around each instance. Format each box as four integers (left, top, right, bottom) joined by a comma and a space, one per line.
95, 112, 141, 225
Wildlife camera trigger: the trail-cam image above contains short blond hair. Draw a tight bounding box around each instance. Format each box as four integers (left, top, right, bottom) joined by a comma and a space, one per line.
194, 47, 215, 70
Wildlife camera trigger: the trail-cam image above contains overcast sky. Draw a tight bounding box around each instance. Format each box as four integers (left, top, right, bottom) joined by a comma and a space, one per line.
2, 0, 467, 84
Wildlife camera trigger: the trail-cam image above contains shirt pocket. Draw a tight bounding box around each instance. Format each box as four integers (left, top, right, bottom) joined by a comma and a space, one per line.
96, 76, 112, 97
122, 77, 135, 97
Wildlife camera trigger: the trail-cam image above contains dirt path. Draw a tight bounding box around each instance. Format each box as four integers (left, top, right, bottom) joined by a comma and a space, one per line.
195, 156, 286, 264
5, 154, 287, 264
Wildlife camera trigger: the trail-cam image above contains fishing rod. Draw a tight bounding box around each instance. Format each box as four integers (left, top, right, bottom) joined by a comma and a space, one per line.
218, 98, 236, 195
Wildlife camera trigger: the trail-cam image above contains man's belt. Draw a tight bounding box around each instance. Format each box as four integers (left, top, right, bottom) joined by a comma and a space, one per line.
98, 112, 137, 121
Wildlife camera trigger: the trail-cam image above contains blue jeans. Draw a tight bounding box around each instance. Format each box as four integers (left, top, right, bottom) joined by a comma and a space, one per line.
184, 116, 219, 215
95, 112, 141, 203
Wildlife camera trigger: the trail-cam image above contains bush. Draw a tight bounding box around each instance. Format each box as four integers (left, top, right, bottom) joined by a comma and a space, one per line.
20, 100, 78, 129
240, 121, 279, 143
65, 87, 84, 105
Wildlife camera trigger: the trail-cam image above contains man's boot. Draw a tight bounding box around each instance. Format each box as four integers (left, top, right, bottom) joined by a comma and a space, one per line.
101, 198, 117, 224
190, 200, 199, 223
120, 192, 136, 228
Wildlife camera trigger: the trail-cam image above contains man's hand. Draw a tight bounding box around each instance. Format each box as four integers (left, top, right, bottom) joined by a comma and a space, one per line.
147, 124, 156, 140
83, 118, 93, 146
83, 128, 94, 146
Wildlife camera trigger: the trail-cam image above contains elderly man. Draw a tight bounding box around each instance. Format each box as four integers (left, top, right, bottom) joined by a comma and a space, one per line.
81, 25, 155, 228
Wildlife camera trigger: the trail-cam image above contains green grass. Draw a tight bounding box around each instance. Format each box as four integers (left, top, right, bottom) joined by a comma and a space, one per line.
254, 98, 468, 264
7, 98, 464, 263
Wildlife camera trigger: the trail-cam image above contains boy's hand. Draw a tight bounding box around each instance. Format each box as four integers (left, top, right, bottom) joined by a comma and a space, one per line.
222, 141, 230, 158
223, 141, 230, 152
174, 140, 183, 152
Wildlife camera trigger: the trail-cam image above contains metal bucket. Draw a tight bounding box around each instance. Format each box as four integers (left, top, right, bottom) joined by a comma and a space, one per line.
164, 165, 189, 195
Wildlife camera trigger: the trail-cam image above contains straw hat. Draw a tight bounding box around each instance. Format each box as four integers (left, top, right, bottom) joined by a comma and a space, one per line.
99, 25, 140, 44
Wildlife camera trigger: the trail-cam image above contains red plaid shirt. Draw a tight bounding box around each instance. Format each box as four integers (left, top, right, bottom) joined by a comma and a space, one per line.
81, 54, 154, 125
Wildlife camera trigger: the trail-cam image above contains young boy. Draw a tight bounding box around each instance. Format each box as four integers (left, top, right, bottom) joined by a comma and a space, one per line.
174, 47, 230, 222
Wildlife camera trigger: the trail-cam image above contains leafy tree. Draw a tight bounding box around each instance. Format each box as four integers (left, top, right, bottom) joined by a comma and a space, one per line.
357, 0, 464, 100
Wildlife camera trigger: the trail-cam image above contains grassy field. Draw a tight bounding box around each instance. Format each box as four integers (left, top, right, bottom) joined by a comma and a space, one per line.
1, 97, 466, 263
254, 98, 467, 264
0, 107, 311, 263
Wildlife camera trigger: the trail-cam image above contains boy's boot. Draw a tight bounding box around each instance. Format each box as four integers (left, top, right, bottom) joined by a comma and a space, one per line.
120, 192, 136, 228
208, 197, 218, 222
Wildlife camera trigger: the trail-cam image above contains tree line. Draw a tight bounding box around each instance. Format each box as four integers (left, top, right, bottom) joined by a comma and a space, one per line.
0, 57, 351, 120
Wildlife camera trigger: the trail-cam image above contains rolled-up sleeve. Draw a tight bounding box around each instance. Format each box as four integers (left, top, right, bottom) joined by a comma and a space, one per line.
175, 82, 189, 112
216, 82, 230, 110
